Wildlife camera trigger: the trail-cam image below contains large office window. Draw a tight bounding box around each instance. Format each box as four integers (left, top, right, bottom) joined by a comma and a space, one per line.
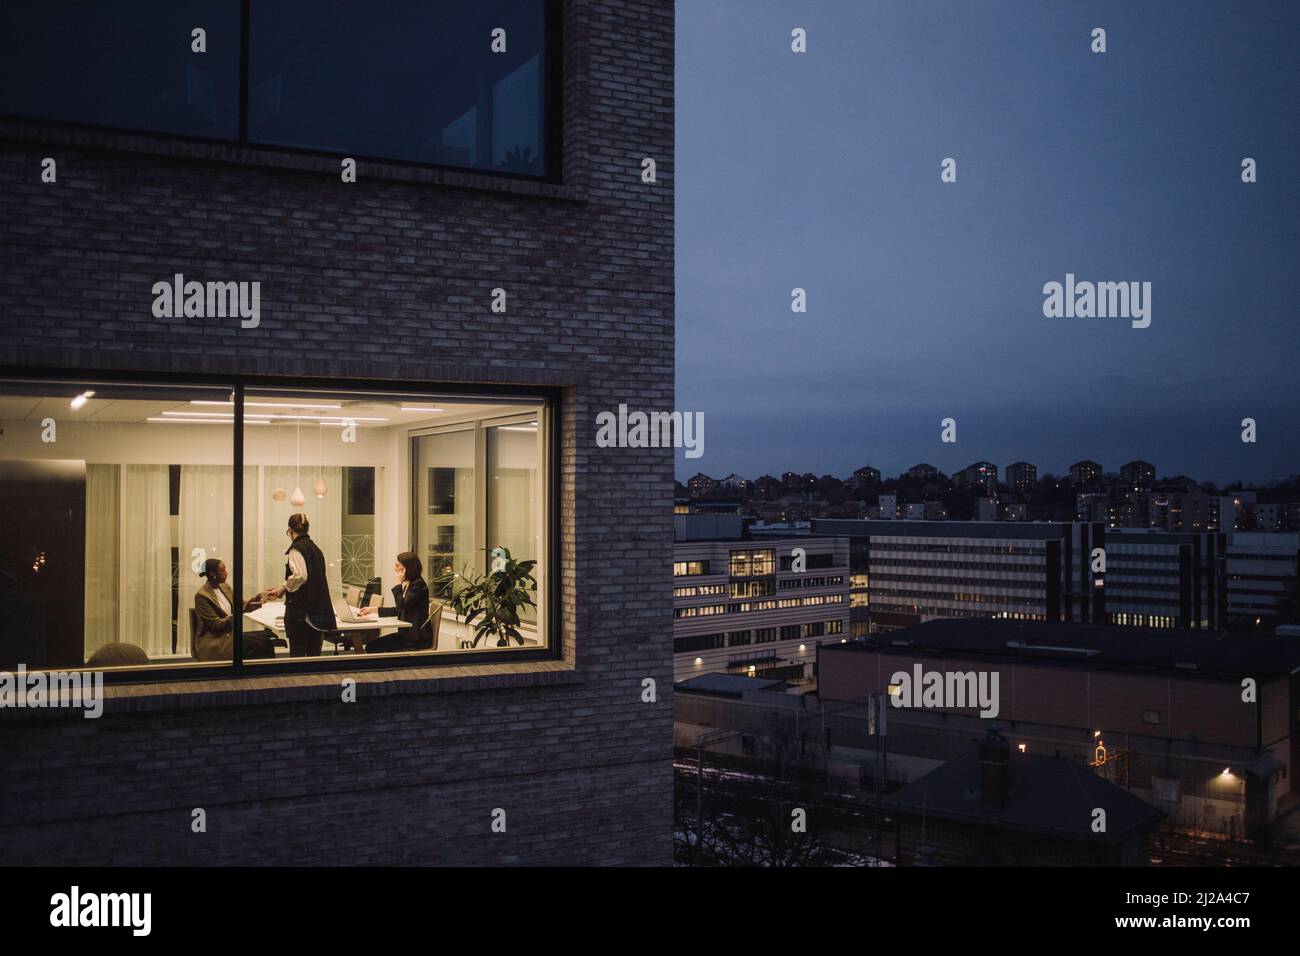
1, 1, 241, 140
242, 388, 550, 662
0, 0, 558, 179
0, 377, 554, 673
0, 380, 234, 671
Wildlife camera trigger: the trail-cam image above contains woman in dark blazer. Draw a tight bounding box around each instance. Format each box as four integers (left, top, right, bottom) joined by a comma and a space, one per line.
359, 551, 433, 652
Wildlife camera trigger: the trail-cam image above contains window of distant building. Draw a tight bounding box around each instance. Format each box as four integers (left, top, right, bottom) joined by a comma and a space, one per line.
779, 552, 834, 571
729, 549, 775, 577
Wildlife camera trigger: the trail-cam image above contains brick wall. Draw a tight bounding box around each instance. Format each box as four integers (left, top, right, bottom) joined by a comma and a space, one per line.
0, 0, 675, 865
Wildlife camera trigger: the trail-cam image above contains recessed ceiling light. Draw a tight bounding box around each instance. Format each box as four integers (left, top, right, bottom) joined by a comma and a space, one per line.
163, 411, 271, 419
189, 401, 344, 410
147, 417, 269, 425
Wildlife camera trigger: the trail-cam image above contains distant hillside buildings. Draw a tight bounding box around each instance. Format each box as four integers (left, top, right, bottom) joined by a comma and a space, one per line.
682, 460, 1300, 535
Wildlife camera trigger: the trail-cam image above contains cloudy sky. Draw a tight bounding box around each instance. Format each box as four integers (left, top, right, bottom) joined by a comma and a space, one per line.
675, 0, 1298, 484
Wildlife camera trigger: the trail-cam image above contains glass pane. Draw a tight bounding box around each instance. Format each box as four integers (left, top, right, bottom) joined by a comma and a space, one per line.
242, 390, 546, 661
0, 380, 233, 671
248, 0, 549, 174
416, 429, 477, 603
0, 0, 241, 140
486, 420, 541, 636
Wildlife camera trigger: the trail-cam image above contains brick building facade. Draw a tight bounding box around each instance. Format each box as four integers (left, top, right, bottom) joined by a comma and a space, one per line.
0, 0, 675, 865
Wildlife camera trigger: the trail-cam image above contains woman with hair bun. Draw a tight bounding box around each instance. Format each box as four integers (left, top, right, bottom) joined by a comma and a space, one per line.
265, 512, 336, 657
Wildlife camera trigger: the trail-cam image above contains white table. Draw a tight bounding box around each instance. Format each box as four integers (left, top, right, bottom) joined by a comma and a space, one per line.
245, 600, 410, 655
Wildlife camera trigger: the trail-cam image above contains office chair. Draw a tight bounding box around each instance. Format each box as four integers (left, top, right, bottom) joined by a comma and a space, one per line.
305, 615, 353, 655
359, 577, 382, 609
425, 600, 444, 651
86, 642, 150, 668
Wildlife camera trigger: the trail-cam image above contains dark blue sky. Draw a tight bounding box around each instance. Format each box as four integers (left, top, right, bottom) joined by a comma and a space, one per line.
675, 0, 1299, 485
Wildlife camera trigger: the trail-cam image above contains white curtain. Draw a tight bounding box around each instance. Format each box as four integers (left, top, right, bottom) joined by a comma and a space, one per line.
122, 466, 173, 657
177, 465, 258, 655
262, 465, 344, 597
83, 463, 120, 659
83, 464, 172, 660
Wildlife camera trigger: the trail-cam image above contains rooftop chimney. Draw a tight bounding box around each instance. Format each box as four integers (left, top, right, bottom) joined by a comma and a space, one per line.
979, 726, 1011, 805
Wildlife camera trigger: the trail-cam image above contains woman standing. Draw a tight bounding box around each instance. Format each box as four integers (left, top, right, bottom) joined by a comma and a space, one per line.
266, 513, 336, 657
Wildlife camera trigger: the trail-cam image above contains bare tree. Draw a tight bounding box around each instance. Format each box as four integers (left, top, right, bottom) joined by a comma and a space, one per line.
675, 710, 839, 866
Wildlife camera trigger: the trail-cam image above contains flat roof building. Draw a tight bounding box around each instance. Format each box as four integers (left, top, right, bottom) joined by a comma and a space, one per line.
1105, 529, 1227, 631
819, 618, 1300, 838
812, 519, 1105, 636
1227, 532, 1300, 626
674, 519, 848, 684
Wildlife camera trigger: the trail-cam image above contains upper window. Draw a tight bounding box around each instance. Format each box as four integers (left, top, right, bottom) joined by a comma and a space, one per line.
0, 377, 554, 674
0, 0, 241, 140
0, 0, 559, 180
249, 0, 551, 175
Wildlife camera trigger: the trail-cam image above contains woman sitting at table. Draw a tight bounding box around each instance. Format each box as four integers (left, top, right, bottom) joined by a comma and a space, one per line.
357, 551, 433, 653
193, 558, 278, 661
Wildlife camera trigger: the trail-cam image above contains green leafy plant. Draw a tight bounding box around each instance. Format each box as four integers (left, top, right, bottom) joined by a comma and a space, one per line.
436, 547, 537, 648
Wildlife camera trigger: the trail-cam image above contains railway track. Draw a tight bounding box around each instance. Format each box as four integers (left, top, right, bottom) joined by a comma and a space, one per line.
678, 760, 1300, 867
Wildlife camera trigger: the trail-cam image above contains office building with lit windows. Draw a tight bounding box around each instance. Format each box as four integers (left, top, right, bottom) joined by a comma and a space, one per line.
1226, 532, 1300, 625
673, 517, 848, 683
1105, 529, 1226, 630
812, 520, 1105, 636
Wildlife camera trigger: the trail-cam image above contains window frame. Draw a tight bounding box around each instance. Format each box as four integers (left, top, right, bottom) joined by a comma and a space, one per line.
0, 366, 563, 683
0, 0, 565, 185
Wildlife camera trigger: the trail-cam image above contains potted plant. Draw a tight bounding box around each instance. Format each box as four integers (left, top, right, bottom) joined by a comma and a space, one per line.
436, 547, 537, 648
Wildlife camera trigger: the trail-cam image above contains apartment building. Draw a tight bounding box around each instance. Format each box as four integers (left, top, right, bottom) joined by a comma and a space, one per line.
673, 517, 848, 683
953, 460, 997, 492
1214, 493, 1257, 532
1253, 503, 1283, 533
1005, 461, 1037, 495
1069, 460, 1103, 487
1118, 459, 1156, 492
0, 0, 675, 865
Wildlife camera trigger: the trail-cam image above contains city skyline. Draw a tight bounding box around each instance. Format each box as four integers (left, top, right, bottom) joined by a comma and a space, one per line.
677, 456, 1299, 488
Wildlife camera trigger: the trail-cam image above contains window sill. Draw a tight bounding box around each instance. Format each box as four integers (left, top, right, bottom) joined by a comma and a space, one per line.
0, 658, 581, 720
0, 117, 586, 203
